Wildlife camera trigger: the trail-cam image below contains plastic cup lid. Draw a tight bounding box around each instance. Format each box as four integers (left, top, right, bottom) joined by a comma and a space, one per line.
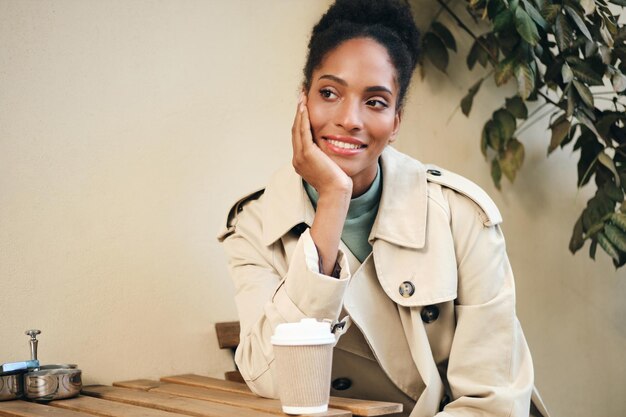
271, 318, 335, 346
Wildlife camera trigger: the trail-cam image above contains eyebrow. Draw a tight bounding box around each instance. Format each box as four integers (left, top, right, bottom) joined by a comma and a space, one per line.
318, 74, 393, 96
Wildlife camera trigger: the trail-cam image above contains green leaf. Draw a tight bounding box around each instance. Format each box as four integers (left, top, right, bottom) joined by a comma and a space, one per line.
485, 119, 504, 151
583, 194, 615, 231
541, 4, 561, 22
569, 214, 585, 253
483, 34, 500, 62
481, 123, 489, 157
589, 238, 598, 259
576, 129, 603, 186
611, 212, 626, 232
584, 40, 598, 59
597, 113, 626, 139
568, 59, 605, 85
491, 158, 502, 189
548, 115, 571, 154
515, 62, 535, 99
575, 110, 602, 139
555, 13, 575, 51
431, 22, 457, 52
615, 27, 626, 43
494, 9, 515, 32
522, 0, 549, 29
500, 138, 525, 182
467, 41, 479, 70
561, 62, 574, 83
505, 96, 528, 118
600, 20, 614, 48
494, 109, 517, 141
573, 79, 594, 108
461, 79, 483, 116
495, 56, 517, 86
598, 152, 621, 186
514, 7, 540, 45
567, 86, 576, 118
423, 32, 449, 73
605, 223, 626, 252
603, 13, 618, 37
564, 5, 593, 41
597, 231, 622, 263
602, 181, 624, 203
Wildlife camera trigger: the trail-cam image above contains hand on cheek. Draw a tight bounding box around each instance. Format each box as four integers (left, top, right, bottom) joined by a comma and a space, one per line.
291, 93, 352, 197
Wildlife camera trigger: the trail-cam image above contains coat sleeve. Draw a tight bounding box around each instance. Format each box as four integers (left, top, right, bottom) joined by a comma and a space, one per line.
437, 189, 535, 417
218, 197, 350, 398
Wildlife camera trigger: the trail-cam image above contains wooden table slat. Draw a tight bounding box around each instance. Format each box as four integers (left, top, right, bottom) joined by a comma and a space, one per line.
151, 383, 350, 417
49, 395, 191, 417
160, 374, 252, 395
0, 400, 95, 417
112, 380, 163, 391
158, 375, 402, 417
81, 385, 279, 417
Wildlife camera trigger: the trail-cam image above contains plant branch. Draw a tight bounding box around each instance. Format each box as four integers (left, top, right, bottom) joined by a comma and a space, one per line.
435, 0, 499, 65
537, 90, 560, 107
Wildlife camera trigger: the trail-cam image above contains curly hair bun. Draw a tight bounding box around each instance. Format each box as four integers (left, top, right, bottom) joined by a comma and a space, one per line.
312, 0, 420, 67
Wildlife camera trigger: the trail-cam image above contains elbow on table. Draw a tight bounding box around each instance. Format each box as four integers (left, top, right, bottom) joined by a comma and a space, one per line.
234, 345, 279, 399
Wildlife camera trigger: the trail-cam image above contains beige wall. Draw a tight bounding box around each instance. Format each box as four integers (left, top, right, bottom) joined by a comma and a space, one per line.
1, 1, 624, 416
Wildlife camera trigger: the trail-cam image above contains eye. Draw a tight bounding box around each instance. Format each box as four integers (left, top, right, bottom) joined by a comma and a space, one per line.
319, 88, 338, 100
366, 98, 389, 109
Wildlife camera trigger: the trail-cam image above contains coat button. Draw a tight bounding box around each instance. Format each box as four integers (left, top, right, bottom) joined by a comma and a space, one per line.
421, 305, 440, 323
399, 281, 415, 297
427, 168, 442, 176
332, 377, 352, 391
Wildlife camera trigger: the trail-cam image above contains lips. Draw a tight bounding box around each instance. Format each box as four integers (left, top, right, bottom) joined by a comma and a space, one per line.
321, 135, 367, 154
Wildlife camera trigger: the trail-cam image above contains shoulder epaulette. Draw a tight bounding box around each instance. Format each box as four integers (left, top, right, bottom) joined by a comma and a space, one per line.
217, 188, 265, 242
425, 164, 502, 226
226, 188, 265, 227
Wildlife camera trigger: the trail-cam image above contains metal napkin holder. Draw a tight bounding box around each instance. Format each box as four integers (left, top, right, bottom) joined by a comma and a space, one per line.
0, 330, 82, 402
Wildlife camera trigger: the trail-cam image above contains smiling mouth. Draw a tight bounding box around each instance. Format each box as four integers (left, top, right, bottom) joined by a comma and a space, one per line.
322, 136, 367, 150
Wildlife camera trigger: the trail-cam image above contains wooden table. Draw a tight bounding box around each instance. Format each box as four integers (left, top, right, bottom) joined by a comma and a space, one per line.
0, 374, 403, 417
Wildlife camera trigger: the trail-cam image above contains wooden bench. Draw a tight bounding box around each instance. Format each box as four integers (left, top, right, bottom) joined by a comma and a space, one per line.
215, 321, 244, 383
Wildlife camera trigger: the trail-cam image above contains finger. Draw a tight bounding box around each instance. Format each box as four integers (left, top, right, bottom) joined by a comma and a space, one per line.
299, 96, 313, 150
292, 95, 304, 156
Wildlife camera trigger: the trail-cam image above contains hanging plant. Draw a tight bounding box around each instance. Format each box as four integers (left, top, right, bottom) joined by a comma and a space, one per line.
421, 0, 626, 267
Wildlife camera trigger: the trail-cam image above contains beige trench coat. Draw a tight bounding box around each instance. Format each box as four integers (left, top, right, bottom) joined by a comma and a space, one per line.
218, 147, 549, 417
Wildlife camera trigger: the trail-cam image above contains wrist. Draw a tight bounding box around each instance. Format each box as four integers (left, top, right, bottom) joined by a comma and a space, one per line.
317, 186, 352, 206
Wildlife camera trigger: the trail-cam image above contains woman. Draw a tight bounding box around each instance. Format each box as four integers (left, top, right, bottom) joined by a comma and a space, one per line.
218, 1, 549, 416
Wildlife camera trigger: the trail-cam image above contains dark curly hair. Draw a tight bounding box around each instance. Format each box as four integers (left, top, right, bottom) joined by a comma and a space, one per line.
303, 0, 421, 109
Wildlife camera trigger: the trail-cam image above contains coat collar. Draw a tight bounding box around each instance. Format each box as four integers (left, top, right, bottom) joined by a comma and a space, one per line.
261, 146, 428, 249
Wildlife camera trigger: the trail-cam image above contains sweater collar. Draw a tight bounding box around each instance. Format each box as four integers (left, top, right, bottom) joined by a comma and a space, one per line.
261, 146, 428, 249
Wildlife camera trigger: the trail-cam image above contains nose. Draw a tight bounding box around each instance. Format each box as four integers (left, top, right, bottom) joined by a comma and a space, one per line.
335, 98, 363, 132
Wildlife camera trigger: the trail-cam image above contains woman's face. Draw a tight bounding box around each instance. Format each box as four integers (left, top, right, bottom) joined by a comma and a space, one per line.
306, 37, 401, 195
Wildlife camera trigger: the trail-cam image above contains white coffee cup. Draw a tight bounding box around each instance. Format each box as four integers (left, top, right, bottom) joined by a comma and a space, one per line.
271, 318, 335, 415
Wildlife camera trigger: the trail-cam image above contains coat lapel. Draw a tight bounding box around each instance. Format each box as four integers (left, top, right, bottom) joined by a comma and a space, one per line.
372, 147, 457, 307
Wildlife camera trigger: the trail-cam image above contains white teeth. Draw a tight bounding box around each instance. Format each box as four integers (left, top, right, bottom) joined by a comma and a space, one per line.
327, 139, 362, 149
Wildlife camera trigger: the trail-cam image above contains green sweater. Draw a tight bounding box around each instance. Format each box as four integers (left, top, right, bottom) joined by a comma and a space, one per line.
304, 165, 382, 263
